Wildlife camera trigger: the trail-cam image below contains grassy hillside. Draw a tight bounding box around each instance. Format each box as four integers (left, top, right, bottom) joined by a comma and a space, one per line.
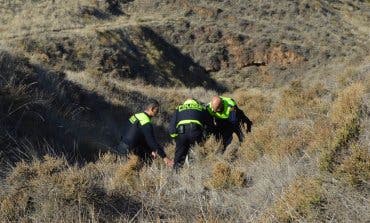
0, 0, 369, 222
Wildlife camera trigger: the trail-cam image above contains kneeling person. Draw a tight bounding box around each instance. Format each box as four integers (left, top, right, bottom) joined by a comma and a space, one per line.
119, 99, 173, 167
169, 99, 215, 169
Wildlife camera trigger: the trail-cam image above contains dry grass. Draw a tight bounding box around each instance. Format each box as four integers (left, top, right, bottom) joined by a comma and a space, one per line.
238, 80, 330, 161
0, 155, 102, 221
232, 88, 274, 125
261, 177, 325, 222
0, 137, 319, 222
0, 0, 370, 222
335, 143, 370, 188
110, 154, 141, 193
0, 0, 129, 38
206, 161, 245, 189
2, 51, 370, 221
273, 80, 329, 120
320, 176, 370, 222
319, 83, 365, 172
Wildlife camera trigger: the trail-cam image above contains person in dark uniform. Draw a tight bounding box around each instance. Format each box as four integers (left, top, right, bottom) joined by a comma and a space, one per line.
118, 99, 173, 167
207, 96, 253, 151
169, 98, 215, 169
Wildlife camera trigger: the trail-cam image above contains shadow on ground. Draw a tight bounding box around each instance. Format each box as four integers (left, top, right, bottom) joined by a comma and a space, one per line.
0, 51, 148, 165
18, 26, 226, 91
139, 26, 225, 91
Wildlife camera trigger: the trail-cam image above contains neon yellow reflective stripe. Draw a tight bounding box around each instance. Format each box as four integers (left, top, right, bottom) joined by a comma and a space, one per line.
134, 112, 151, 125
220, 96, 236, 107
208, 97, 236, 119
178, 100, 204, 112
129, 115, 137, 124
214, 110, 229, 119
170, 133, 178, 138
176, 119, 203, 127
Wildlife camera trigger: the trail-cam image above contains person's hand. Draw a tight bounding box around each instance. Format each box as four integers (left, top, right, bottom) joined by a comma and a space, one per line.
163, 157, 174, 167
151, 151, 158, 159
246, 123, 252, 133
242, 123, 252, 133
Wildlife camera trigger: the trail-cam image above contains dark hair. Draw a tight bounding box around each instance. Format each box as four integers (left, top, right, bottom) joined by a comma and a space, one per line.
145, 99, 160, 110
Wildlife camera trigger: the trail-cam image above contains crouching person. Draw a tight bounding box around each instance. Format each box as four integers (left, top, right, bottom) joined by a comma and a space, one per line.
118, 99, 173, 167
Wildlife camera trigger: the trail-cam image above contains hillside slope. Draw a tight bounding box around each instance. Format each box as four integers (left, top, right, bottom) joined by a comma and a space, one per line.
0, 0, 369, 222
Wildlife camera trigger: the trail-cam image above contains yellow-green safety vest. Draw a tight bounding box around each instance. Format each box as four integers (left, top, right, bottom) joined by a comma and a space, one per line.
129, 112, 151, 126
170, 99, 206, 138
207, 96, 236, 119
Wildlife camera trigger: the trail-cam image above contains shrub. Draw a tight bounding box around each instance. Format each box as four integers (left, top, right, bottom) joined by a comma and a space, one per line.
329, 83, 365, 127
335, 144, 370, 188
241, 119, 313, 160
319, 83, 365, 172
262, 177, 325, 222
274, 80, 328, 120
0, 155, 105, 221
241, 123, 277, 161
232, 88, 273, 124
206, 161, 245, 189
111, 154, 140, 193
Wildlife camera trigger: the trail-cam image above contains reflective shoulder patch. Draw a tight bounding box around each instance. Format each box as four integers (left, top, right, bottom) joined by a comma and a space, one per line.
129, 115, 137, 124
221, 96, 236, 107
229, 99, 236, 107
135, 113, 151, 126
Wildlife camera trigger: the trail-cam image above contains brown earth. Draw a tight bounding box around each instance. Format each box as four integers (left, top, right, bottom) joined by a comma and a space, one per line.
0, 0, 369, 222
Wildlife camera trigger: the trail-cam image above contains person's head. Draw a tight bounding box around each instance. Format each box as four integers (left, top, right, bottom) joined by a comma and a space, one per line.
211, 96, 223, 112
144, 99, 160, 117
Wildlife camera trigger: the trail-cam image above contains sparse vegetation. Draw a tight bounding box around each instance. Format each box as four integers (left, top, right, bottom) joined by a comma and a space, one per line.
207, 161, 245, 189
0, 0, 370, 222
261, 177, 325, 222
335, 143, 370, 188
319, 83, 365, 172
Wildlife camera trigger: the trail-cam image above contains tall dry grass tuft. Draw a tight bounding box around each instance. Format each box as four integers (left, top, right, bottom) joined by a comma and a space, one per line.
240, 123, 276, 162
261, 177, 325, 222
241, 118, 314, 160
232, 88, 273, 124
206, 161, 245, 189
0, 155, 106, 222
319, 83, 365, 172
111, 154, 140, 192
307, 117, 333, 153
0, 161, 36, 221
330, 83, 365, 126
274, 80, 328, 120
335, 143, 370, 188
239, 80, 330, 161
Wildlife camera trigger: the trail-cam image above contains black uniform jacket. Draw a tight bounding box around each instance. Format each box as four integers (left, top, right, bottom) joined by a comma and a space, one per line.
122, 112, 166, 158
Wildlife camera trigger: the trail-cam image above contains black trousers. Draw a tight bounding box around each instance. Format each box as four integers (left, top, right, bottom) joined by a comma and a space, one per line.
215, 108, 252, 151
174, 124, 203, 169
117, 141, 153, 164
215, 120, 243, 151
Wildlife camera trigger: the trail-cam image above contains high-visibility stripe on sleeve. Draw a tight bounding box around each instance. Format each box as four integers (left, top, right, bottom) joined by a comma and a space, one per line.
176, 119, 203, 127
170, 133, 178, 138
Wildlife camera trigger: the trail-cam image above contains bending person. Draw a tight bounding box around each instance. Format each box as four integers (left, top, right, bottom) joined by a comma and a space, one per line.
118, 99, 173, 167
169, 98, 215, 169
207, 96, 252, 151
